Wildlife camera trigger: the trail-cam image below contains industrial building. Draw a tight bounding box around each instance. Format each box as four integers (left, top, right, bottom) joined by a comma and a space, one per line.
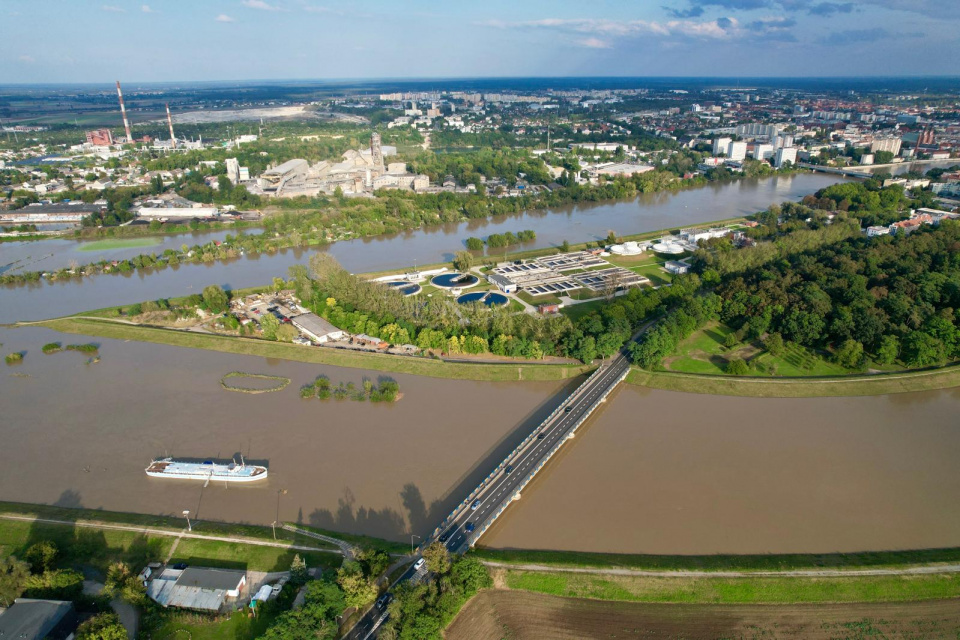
292, 313, 346, 343
489, 251, 650, 296
0, 599, 78, 640
147, 566, 247, 612
85, 128, 114, 146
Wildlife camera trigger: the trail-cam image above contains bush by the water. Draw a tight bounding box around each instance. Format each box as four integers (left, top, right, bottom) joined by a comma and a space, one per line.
41, 343, 62, 354
66, 343, 98, 354
5, 352, 23, 365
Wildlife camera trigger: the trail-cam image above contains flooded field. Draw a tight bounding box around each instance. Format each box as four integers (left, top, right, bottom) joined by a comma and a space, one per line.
481, 385, 960, 554
0, 325, 569, 540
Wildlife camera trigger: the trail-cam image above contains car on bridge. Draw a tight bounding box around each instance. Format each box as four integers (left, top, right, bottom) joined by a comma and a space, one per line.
537, 433, 546, 440
465, 521, 475, 533
438, 531, 450, 543
471, 499, 480, 510
504, 465, 513, 474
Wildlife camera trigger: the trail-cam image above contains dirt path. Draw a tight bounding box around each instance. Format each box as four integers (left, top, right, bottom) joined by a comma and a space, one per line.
446, 589, 960, 640
480, 560, 960, 578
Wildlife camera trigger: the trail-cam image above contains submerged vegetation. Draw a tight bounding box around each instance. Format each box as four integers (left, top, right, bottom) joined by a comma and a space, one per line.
300, 375, 401, 402
5, 352, 24, 365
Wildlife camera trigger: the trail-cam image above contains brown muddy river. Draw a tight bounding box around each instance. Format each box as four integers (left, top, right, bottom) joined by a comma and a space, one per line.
0, 326, 570, 541
481, 385, 960, 554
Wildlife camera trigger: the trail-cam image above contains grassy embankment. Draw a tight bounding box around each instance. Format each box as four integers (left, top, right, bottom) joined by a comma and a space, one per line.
0, 500, 392, 573
32, 317, 594, 382
474, 546, 960, 572
500, 569, 960, 604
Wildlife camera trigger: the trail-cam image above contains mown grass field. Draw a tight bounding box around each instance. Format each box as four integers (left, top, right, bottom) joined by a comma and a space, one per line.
503, 569, 960, 604
152, 609, 276, 640
33, 317, 593, 382
665, 322, 850, 377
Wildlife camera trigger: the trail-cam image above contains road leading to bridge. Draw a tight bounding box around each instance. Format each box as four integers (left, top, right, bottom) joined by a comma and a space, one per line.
344, 353, 632, 640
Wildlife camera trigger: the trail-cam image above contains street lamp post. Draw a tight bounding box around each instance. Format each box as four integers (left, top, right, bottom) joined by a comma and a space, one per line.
182, 509, 192, 532
410, 534, 420, 555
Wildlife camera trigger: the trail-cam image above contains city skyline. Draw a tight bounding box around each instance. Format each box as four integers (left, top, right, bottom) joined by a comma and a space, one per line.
3, 0, 959, 83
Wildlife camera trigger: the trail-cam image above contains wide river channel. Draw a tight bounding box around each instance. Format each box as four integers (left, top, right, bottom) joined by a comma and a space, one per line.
4, 171, 960, 554
1, 173, 844, 324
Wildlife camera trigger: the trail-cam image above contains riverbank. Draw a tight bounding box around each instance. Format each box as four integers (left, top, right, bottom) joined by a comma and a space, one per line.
626, 364, 960, 397
25, 316, 593, 382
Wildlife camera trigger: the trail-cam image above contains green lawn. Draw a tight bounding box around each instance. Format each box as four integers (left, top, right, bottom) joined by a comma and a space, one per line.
560, 298, 609, 322
0, 518, 174, 571
152, 609, 276, 640
169, 538, 341, 573
77, 237, 163, 252
517, 290, 562, 306
665, 322, 851, 378
505, 569, 960, 604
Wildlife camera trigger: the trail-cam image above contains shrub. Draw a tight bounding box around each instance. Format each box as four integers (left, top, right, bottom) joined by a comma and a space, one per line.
726, 358, 750, 376
41, 343, 62, 354
5, 353, 23, 365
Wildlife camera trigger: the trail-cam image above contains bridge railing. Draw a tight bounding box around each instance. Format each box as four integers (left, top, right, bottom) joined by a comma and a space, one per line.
467, 364, 629, 546
430, 363, 609, 540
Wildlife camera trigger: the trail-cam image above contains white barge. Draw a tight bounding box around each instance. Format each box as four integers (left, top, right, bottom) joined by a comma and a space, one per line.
145, 457, 267, 483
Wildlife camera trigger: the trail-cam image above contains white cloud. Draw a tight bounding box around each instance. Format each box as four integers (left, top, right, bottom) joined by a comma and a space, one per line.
215, 13, 236, 22
481, 17, 739, 40
101, 5, 125, 12
142, 4, 157, 13
19, 55, 35, 63
578, 37, 612, 48
242, 0, 284, 10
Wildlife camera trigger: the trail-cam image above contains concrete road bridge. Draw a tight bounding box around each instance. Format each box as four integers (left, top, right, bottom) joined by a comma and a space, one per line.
344, 352, 632, 640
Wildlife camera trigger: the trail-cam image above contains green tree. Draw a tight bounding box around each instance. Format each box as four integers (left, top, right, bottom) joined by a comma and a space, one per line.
0, 556, 29, 606
336, 561, 377, 609
834, 339, 864, 369
875, 334, 900, 365
421, 541, 450, 575
452, 250, 473, 273
290, 554, 308, 586
202, 284, 229, 313
764, 332, 785, 357
560, 239, 571, 252
75, 613, 127, 640
126, 303, 142, 317
902, 331, 945, 367
260, 313, 280, 340
24, 542, 57, 574
465, 237, 484, 251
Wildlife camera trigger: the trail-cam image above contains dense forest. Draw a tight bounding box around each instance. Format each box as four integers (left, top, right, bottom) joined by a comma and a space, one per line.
716, 221, 960, 368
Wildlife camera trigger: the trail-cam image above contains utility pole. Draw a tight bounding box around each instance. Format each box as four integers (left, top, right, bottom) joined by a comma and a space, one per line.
182, 510, 192, 532
410, 534, 420, 555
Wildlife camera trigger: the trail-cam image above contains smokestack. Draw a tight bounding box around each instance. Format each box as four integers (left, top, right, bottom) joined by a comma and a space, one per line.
165, 103, 176, 149
116, 81, 133, 143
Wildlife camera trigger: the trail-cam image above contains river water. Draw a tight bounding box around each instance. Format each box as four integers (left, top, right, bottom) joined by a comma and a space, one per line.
481, 384, 960, 554
0, 173, 845, 324
0, 325, 570, 540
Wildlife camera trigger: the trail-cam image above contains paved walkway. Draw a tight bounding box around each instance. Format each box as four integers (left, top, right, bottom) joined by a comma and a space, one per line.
481, 561, 960, 578
0, 514, 340, 555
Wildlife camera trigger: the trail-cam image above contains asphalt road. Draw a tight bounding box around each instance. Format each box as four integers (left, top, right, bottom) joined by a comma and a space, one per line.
343, 353, 631, 640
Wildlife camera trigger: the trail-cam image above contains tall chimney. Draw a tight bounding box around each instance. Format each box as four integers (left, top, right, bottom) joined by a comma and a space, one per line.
165, 103, 176, 149
116, 81, 133, 143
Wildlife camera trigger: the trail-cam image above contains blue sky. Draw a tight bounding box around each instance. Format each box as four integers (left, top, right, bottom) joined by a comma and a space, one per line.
4, 0, 958, 83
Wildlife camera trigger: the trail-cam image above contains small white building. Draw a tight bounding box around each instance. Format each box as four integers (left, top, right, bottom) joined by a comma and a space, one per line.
487, 272, 518, 294
664, 261, 689, 275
